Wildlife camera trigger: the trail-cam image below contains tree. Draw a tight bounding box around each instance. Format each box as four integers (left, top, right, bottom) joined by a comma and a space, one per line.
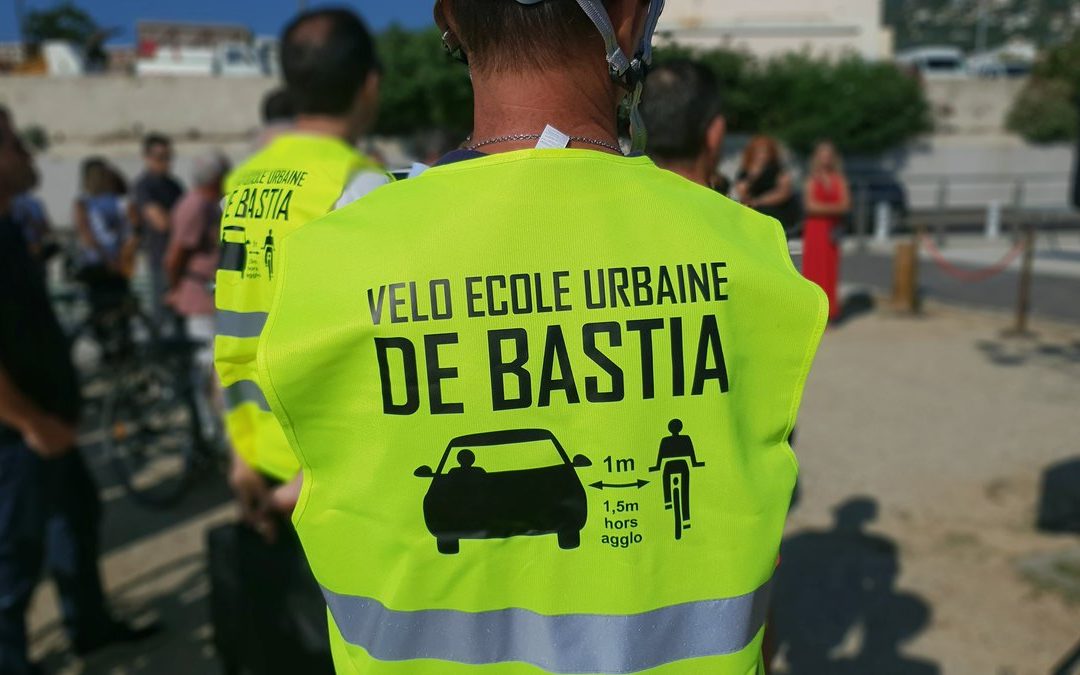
375, 26, 474, 137
655, 46, 932, 157
21, 1, 98, 46
1007, 34, 1080, 143
654, 44, 761, 133
371, 27, 932, 156
752, 53, 932, 156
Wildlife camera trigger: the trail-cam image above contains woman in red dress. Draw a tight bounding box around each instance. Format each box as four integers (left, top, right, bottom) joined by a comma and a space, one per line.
802, 140, 851, 321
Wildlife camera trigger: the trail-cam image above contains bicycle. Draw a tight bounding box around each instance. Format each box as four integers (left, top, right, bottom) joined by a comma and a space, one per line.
65, 287, 157, 375
101, 334, 226, 509
649, 419, 705, 541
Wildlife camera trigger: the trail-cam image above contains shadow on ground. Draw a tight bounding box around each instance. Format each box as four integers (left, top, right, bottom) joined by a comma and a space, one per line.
27, 428, 230, 672
976, 338, 1080, 368
31, 554, 222, 675
832, 292, 877, 328
771, 497, 940, 675
77, 432, 231, 556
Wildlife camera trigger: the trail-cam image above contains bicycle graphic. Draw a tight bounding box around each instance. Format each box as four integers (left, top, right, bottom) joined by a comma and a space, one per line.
648, 419, 705, 541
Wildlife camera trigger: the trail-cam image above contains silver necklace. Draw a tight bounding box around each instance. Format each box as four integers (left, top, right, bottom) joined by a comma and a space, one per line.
466, 133, 623, 154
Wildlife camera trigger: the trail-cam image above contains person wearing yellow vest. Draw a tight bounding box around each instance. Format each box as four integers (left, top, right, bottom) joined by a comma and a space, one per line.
215, 8, 387, 536
258, 0, 827, 673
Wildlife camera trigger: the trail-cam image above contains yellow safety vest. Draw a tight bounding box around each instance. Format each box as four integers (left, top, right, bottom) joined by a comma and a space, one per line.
259, 149, 827, 673
214, 133, 382, 481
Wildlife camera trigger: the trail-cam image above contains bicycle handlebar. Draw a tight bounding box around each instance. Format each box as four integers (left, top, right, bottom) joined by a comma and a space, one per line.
648, 458, 705, 472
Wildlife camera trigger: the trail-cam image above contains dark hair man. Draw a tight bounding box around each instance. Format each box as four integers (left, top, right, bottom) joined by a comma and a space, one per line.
257, 88, 297, 149
133, 132, 184, 325
257, 1, 827, 673
0, 107, 156, 675
215, 7, 387, 541
642, 59, 727, 190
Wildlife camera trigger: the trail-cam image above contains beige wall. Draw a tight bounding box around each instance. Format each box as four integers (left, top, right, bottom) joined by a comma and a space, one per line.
658, 0, 892, 59
0, 74, 277, 142
924, 77, 1027, 136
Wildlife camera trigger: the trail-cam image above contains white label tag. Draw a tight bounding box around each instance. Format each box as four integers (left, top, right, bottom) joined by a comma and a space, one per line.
535, 125, 571, 150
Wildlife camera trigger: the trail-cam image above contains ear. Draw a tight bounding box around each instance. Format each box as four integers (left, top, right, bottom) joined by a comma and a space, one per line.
706, 116, 726, 156
434, 0, 449, 32
435, 0, 467, 62
606, 0, 651, 60
363, 69, 381, 102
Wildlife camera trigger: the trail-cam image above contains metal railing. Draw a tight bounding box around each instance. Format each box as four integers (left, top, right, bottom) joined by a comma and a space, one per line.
849, 172, 1078, 250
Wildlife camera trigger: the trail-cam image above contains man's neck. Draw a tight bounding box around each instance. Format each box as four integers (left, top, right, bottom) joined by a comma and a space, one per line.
470, 64, 620, 155
660, 156, 713, 188
293, 115, 354, 145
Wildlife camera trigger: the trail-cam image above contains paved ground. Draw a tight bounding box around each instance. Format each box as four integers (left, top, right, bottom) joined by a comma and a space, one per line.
773, 303, 1080, 675
27, 304, 1080, 674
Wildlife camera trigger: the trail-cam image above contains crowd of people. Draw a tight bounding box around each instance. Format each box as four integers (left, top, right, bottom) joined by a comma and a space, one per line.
0, 1, 856, 673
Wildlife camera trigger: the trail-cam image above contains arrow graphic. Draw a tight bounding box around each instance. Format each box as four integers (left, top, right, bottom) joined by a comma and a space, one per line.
588, 479, 650, 490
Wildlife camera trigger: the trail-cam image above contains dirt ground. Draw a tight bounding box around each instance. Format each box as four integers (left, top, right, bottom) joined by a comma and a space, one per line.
772, 302, 1080, 675
27, 303, 1080, 674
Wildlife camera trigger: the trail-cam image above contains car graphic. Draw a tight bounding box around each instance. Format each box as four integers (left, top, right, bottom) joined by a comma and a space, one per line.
414, 429, 592, 555
220, 225, 247, 276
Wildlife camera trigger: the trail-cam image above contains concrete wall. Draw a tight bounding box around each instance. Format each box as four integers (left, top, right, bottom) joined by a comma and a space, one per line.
923, 77, 1027, 136
0, 75, 277, 142
658, 0, 892, 59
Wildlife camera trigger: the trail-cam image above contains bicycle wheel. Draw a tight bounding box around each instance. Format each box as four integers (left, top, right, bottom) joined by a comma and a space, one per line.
672, 484, 683, 541
71, 299, 159, 375
103, 360, 199, 508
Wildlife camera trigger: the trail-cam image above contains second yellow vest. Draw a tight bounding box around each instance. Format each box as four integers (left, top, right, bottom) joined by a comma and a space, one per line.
214, 133, 382, 480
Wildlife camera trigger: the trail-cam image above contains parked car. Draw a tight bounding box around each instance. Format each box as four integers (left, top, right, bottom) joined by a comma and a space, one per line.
846, 168, 909, 233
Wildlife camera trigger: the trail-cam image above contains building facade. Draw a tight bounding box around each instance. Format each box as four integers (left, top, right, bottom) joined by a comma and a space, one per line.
657, 0, 894, 59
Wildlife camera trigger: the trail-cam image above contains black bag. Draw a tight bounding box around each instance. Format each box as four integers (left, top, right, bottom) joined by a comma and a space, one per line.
207, 522, 335, 675
1036, 458, 1080, 535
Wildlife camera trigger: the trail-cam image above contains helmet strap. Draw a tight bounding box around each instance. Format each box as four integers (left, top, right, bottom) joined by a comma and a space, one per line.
573, 0, 665, 154
626, 80, 647, 154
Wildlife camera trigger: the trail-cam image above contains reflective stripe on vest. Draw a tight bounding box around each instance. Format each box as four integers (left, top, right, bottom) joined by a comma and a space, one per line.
217, 310, 268, 339
322, 578, 771, 673
223, 379, 270, 412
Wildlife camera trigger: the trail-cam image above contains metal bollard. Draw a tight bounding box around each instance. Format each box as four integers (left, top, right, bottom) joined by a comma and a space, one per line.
985, 200, 1002, 240
1010, 180, 1026, 242
1005, 221, 1036, 337
874, 202, 892, 243
854, 183, 870, 253
891, 231, 921, 315
935, 180, 949, 248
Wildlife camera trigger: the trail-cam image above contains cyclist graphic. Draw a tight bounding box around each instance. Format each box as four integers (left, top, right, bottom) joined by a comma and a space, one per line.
648, 419, 705, 540
264, 229, 275, 280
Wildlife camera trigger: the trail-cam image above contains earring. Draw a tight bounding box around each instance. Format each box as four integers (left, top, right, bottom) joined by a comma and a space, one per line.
442, 31, 468, 65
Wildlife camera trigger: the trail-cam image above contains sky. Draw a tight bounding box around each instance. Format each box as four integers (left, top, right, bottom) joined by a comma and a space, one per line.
1, 0, 436, 42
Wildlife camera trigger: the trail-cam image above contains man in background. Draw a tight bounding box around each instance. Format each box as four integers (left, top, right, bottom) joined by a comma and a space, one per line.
216, 6, 387, 545
210, 9, 386, 672
133, 132, 184, 326
167, 150, 231, 473
641, 59, 728, 192
166, 150, 230, 349
256, 88, 296, 149
0, 106, 155, 675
